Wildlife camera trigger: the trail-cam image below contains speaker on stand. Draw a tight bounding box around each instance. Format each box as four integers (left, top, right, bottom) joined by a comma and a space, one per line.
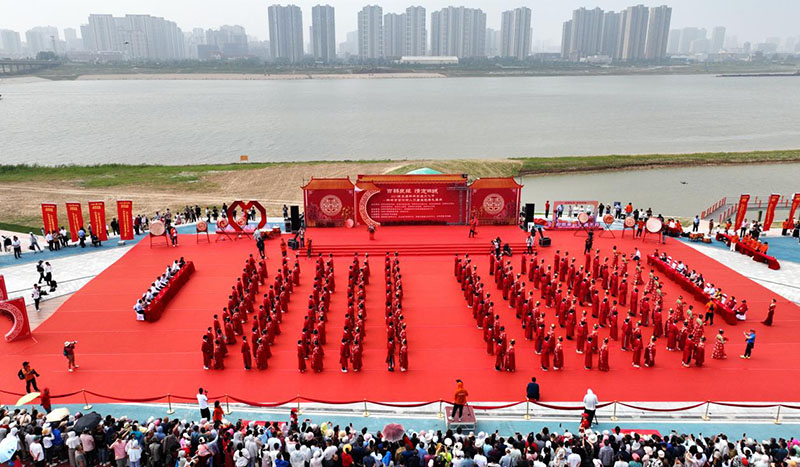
290, 205, 301, 233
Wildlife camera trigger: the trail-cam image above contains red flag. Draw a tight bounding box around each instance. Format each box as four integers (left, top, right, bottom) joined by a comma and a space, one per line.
790, 193, 800, 222
117, 200, 134, 240
88, 201, 108, 241
65, 202, 84, 242
762, 194, 781, 231
734, 194, 750, 231
41, 203, 59, 234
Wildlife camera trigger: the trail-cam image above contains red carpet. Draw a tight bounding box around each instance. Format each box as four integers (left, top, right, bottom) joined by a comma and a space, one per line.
1, 226, 797, 404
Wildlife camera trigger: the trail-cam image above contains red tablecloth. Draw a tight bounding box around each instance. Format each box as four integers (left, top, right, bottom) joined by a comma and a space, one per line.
715, 233, 780, 270
145, 261, 195, 322
646, 255, 737, 325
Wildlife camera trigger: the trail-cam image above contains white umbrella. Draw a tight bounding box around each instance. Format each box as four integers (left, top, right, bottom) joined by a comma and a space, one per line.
0, 436, 18, 463
46, 407, 70, 423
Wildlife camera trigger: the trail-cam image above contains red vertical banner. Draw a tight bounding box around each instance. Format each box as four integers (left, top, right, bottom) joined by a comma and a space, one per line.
762, 193, 781, 230
88, 201, 108, 241
65, 202, 84, 242
117, 200, 134, 240
790, 193, 800, 221
41, 203, 59, 234
734, 194, 750, 231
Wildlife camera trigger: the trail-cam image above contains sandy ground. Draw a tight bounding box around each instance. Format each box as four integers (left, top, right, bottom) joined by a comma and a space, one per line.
76, 72, 446, 81
0, 161, 408, 226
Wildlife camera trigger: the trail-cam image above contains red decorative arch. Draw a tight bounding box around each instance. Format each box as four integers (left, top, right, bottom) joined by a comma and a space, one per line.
0, 297, 32, 342
227, 201, 267, 232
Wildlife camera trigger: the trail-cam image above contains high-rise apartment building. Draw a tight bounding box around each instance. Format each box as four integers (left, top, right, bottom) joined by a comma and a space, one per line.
600, 11, 620, 58
404, 6, 426, 56
268, 4, 304, 63
500, 7, 531, 60
678, 27, 705, 54
26, 27, 59, 55
567, 7, 604, 60
561, 21, 572, 59
85, 14, 118, 52
358, 5, 383, 60
711, 26, 726, 53
311, 5, 336, 62
620, 4, 648, 61
644, 5, 671, 60
0, 29, 23, 55
383, 12, 405, 58
666, 29, 680, 54
430, 6, 486, 58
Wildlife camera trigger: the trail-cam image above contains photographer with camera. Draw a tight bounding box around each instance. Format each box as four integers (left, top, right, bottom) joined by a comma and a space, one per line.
63, 340, 79, 372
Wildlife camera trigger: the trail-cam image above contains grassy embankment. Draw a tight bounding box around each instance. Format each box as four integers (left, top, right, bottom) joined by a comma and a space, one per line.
1, 149, 798, 232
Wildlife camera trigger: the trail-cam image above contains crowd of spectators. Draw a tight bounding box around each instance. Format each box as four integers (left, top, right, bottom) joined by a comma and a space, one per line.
2, 405, 800, 467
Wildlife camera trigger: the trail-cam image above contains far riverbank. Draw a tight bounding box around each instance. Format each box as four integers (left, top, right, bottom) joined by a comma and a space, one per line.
1, 149, 798, 230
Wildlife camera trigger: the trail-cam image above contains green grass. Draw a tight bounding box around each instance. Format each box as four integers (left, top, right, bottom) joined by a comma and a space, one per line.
0, 221, 40, 234
0, 160, 392, 188
513, 149, 800, 175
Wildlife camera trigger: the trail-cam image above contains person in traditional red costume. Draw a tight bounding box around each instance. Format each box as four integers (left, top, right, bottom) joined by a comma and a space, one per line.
311, 341, 324, 372
682, 336, 695, 367
575, 319, 588, 353
631, 334, 643, 368
694, 337, 706, 367
620, 317, 632, 350
505, 339, 516, 372
643, 336, 657, 367
598, 338, 610, 371
351, 339, 363, 372
762, 299, 777, 326
494, 338, 506, 371
565, 309, 577, 340
652, 307, 664, 338
201, 335, 214, 370
386, 336, 396, 372
339, 338, 350, 373
599, 297, 610, 327
712, 329, 727, 359
618, 279, 628, 307
254, 338, 268, 370
241, 336, 252, 370
608, 310, 619, 340
213, 339, 225, 370
552, 336, 564, 370
399, 339, 408, 372
540, 335, 551, 371
583, 337, 594, 369
666, 319, 678, 351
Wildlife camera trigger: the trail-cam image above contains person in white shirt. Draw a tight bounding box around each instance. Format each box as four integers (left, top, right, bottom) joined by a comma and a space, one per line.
29, 232, 43, 253
126, 436, 143, 467
197, 387, 210, 420
566, 451, 581, 467
134, 300, 146, 321
29, 436, 45, 464
582, 389, 599, 426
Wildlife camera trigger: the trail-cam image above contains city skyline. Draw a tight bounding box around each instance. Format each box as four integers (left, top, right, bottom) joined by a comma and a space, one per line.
1, 0, 798, 51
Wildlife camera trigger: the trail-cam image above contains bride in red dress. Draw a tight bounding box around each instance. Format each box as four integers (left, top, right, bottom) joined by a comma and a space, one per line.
711, 329, 728, 359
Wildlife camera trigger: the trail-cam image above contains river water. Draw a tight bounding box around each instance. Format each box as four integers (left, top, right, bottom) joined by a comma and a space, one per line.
2, 74, 800, 165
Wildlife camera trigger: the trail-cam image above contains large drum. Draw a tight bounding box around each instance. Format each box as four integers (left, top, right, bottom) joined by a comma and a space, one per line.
602, 214, 615, 225
624, 216, 636, 228
646, 217, 663, 234
217, 218, 228, 230
149, 220, 166, 236
196, 221, 208, 233
577, 212, 590, 224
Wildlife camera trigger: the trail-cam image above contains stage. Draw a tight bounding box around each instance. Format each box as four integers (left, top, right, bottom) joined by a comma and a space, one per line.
1, 225, 797, 405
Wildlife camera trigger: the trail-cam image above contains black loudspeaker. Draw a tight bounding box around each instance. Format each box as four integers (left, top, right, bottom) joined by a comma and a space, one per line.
524, 204, 535, 224
290, 206, 301, 233
538, 237, 551, 247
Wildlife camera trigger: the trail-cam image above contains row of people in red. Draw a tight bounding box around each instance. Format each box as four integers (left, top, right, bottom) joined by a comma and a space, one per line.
338, 253, 371, 373
298, 254, 336, 373
385, 252, 408, 372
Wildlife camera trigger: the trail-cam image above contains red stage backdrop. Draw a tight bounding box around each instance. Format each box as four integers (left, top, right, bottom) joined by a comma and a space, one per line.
734, 194, 750, 231
356, 174, 469, 226
0, 297, 32, 342
65, 202, 84, 242
41, 203, 59, 234
117, 200, 134, 240
469, 178, 522, 225
302, 178, 355, 227
790, 193, 800, 221
88, 201, 108, 241
763, 193, 781, 230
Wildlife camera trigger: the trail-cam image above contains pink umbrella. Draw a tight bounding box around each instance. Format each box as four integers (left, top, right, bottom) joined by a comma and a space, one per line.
381, 423, 406, 442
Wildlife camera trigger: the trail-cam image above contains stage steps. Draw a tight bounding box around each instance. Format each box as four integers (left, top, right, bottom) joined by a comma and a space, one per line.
307, 242, 530, 257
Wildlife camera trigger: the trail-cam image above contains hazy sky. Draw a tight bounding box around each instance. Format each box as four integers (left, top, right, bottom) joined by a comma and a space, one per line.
2, 0, 798, 46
